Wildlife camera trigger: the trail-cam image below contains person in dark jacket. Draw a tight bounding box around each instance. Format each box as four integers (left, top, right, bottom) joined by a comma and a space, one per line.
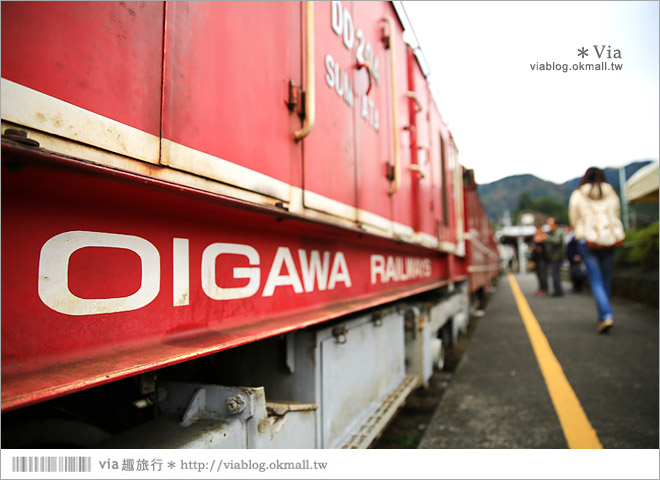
546, 217, 565, 297
531, 224, 548, 296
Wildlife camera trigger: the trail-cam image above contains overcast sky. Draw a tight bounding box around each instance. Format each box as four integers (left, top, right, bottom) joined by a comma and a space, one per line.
399, 1, 659, 185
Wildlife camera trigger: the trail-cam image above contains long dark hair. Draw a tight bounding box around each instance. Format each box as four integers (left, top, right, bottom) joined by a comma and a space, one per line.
578, 166, 608, 199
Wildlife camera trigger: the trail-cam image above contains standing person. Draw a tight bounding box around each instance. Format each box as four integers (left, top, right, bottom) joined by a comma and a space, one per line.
531, 224, 548, 296
565, 225, 585, 293
546, 217, 565, 297
569, 167, 625, 333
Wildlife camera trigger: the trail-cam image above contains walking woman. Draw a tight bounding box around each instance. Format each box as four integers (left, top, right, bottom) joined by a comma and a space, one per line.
568, 167, 625, 333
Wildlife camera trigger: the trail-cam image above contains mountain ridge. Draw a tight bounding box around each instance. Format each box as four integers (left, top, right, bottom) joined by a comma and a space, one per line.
476, 160, 656, 224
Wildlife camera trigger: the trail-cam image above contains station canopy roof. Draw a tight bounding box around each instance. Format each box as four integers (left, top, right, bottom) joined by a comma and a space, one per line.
625, 161, 659, 204
496, 225, 537, 240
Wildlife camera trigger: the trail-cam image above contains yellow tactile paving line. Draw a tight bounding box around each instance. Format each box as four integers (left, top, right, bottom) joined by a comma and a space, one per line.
507, 272, 603, 449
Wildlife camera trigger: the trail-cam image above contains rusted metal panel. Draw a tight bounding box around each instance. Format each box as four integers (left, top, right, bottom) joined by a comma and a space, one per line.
1, 1, 439, 237
319, 311, 406, 448
1, 144, 450, 411
161, 2, 303, 195
0, 2, 164, 162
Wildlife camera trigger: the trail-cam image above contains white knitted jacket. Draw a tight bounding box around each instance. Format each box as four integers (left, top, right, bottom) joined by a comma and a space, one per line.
568, 182, 621, 241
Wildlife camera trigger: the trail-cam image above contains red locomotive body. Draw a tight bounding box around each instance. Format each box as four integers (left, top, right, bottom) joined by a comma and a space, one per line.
1, 1, 498, 448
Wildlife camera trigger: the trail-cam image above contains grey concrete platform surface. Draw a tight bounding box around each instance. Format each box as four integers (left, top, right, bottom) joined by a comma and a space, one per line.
419, 272, 659, 449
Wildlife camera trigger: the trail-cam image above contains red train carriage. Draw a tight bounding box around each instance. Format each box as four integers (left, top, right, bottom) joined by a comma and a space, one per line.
1, 1, 498, 448
463, 168, 501, 313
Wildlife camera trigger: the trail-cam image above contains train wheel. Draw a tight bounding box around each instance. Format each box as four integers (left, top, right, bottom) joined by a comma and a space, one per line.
431, 338, 446, 371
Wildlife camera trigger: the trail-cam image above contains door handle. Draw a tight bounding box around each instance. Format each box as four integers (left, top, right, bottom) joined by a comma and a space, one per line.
295, 2, 315, 141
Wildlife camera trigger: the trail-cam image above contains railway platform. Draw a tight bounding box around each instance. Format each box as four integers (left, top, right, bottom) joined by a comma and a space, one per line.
419, 271, 659, 449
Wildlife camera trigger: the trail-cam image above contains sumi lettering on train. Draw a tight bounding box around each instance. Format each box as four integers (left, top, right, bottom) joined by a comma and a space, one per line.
326, 0, 380, 131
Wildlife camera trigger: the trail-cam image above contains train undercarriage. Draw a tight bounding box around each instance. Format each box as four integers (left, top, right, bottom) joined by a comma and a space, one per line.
3, 284, 469, 449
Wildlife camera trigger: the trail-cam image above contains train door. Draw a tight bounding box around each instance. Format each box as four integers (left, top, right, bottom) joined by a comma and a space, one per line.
386, 9, 415, 238
161, 2, 303, 205
300, 1, 358, 221
301, 1, 408, 231
407, 55, 435, 240
436, 131, 465, 253
451, 137, 466, 255
425, 98, 448, 248
1, 2, 164, 163
433, 124, 454, 247
352, 1, 394, 232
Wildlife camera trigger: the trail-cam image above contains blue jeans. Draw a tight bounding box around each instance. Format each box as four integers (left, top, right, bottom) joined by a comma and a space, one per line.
577, 239, 616, 321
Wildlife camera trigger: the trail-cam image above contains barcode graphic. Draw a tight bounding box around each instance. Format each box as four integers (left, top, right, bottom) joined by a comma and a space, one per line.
11, 456, 92, 473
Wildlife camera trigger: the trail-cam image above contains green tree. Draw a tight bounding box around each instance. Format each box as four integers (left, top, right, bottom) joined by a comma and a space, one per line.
516, 193, 534, 212
514, 193, 569, 224
531, 197, 569, 224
